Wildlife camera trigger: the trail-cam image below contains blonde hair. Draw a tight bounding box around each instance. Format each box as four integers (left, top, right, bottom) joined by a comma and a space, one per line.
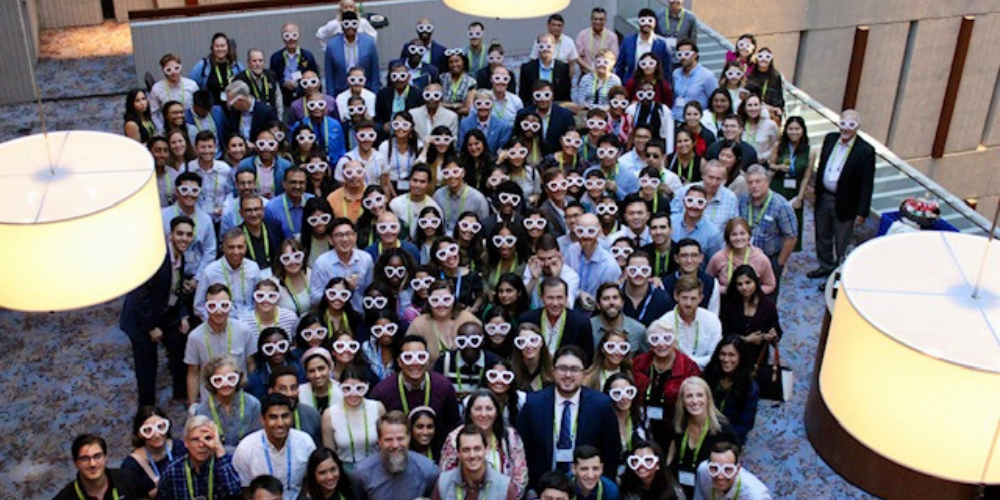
584, 330, 633, 389
672, 376, 727, 434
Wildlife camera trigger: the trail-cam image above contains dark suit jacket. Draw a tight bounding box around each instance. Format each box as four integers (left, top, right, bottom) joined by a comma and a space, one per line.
615, 33, 673, 83
119, 253, 184, 342
516, 386, 621, 489
518, 59, 572, 104
815, 132, 876, 221
400, 41, 448, 74
269, 47, 320, 104
518, 308, 595, 363
391, 58, 440, 90
240, 219, 285, 270
222, 100, 278, 142
234, 69, 281, 110
374, 85, 425, 131
476, 65, 517, 92
516, 105, 576, 154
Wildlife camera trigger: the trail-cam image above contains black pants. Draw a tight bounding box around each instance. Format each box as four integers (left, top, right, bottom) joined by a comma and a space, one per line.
131, 306, 187, 407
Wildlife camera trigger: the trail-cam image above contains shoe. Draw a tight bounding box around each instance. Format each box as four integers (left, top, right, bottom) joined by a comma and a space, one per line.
807, 268, 832, 279
818, 282, 827, 293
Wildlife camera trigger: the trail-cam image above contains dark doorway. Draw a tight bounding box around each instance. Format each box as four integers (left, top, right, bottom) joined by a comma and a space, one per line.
101, 0, 115, 19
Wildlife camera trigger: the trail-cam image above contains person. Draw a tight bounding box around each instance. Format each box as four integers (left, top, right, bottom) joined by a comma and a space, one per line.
374, 62, 424, 133
656, 0, 698, 49
236, 48, 282, 117
459, 90, 513, 155
324, 11, 380, 97
316, 0, 377, 47
270, 23, 320, 113
463, 22, 489, 75
810, 109, 876, 284
245, 476, 284, 500
320, 365, 386, 469
55, 434, 148, 500
618, 440, 685, 500
366, 211, 420, 262
585, 330, 636, 391
311, 218, 374, 311
265, 167, 315, 241
162, 172, 217, 279
157, 416, 243, 500
193, 228, 262, 319
705, 218, 777, 295
746, 47, 784, 118
650, 275, 723, 369
590, 283, 647, 356
575, 8, 620, 76
511, 324, 554, 392
739, 165, 797, 289
149, 54, 200, 132
702, 336, 759, 444
400, 18, 448, 72
433, 322, 500, 397
640, 211, 677, 280
519, 277, 594, 361
625, 82, 674, 150
299, 347, 343, 415
438, 48, 477, 117
529, 14, 580, 74
184, 284, 257, 407
769, 116, 814, 252
379, 111, 421, 193
664, 238, 720, 313
405, 280, 482, 363
667, 377, 739, 497
636, 166, 673, 217
478, 359, 525, 427
194, 355, 262, 451
390, 164, 441, 238
522, 235, 580, 308
591, 135, 639, 200
288, 70, 340, 124
246, 323, 300, 398
572, 445, 620, 500
408, 406, 442, 461
301, 447, 356, 500
535, 472, 576, 500
186, 130, 233, 223
670, 186, 724, 260
238, 195, 286, 273
564, 213, 621, 305
671, 161, 738, 236
335, 67, 377, 124
632, 322, 700, 446
671, 38, 718, 122
432, 425, 519, 500
603, 374, 647, 472
487, 65, 523, 126
719, 264, 781, 363
190, 33, 245, 104
221, 81, 279, 145
326, 160, 366, 223
239, 131, 292, 200
517, 346, 621, 489
123, 89, 157, 144
122, 407, 188, 496
397, 39, 441, 89
680, 104, 715, 159
520, 34, 572, 104
351, 411, 440, 500
615, 9, 672, 85
610, 194, 653, 248
516, 79, 575, 155
704, 115, 759, 171
409, 84, 458, 143
726, 34, 756, 74
575, 50, 622, 111
694, 442, 772, 500
738, 94, 778, 164
369, 335, 461, 431
433, 161, 490, 233
335, 124, 391, 194
151, 136, 180, 206
232, 394, 316, 500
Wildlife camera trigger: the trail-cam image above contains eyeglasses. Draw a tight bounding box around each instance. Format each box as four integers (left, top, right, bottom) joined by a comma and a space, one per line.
376, 222, 400, 234
636, 90, 656, 101
341, 20, 360, 30
362, 193, 386, 209
418, 217, 441, 229
840, 119, 859, 131
347, 75, 367, 86
177, 185, 201, 197
325, 289, 352, 302
648, 332, 676, 346
441, 166, 463, 180
253, 290, 280, 304
139, 419, 171, 439
595, 203, 618, 216
416, 24, 435, 33
484, 322, 512, 336
553, 364, 584, 375
297, 132, 317, 143
562, 137, 583, 148
280, 251, 305, 265
261, 340, 289, 356
610, 98, 629, 108
282, 32, 299, 41
428, 294, 455, 308
430, 135, 454, 145
444, 48, 465, 57
455, 335, 483, 349
514, 334, 543, 350
498, 193, 521, 206
610, 246, 633, 258
389, 72, 409, 82
574, 226, 600, 239
492, 235, 517, 248
627, 454, 659, 470
626, 265, 652, 278
474, 99, 493, 110
435, 243, 460, 261
596, 147, 618, 159
341, 382, 369, 396
76, 452, 107, 464
400, 350, 430, 365
491, 74, 510, 84
363, 296, 388, 310
408, 44, 428, 56
300, 77, 321, 89
300, 327, 328, 342
348, 105, 367, 115
585, 179, 607, 191
638, 59, 657, 70
210, 372, 240, 389
608, 385, 637, 401
523, 218, 548, 230
344, 168, 365, 180
304, 162, 328, 174
684, 196, 708, 209
486, 369, 515, 385
639, 177, 661, 189
384, 266, 406, 279
370, 323, 398, 338
410, 277, 434, 290
331, 230, 356, 240
708, 462, 740, 479
205, 300, 232, 314
458, 220, 482, 233
356, 131, 378, 142
391, 120, 412, 131
306, 100, 327, 111
332, 340, 361, 354
532, 90, 553, 101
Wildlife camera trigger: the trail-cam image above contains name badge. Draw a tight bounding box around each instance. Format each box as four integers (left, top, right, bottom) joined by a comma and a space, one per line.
397, 179, 410, 190
291, 71, 303, 82
665, 36, 678, 51
679, 471, 696, 486
764, 215, 774, 222
647, 406, 664, 420
783, 178, 797, 190
220, 92, 228, 103
555, 448, 574, 463
674, 97, 688, 109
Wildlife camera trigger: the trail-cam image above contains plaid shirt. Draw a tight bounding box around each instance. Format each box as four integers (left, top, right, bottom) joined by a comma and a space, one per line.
157, 454, 242, 500
738, 191, 798, 257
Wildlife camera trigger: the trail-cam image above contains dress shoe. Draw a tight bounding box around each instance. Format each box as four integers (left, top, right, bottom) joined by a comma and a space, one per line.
807, 268, 832, 279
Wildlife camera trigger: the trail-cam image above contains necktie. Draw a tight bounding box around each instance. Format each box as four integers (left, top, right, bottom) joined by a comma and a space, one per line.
557, 400, 573, 471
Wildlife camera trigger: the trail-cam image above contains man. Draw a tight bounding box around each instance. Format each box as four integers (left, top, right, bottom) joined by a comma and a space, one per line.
694, 442, 773, 500
352, 411, 440, 500
520, 35, 571, 105
590, 283, 647, 354
529, 15, 580, 78
575, 8, 620, 76
121, 216, 194, 407
488, 66, 523, 125
517, 346, 620, 489
53, 435, 147, 500
184, 284, 256, 407
481, 180, 526, 238
271, 23, 320, 116
704, 115, 759, 169
161, 172, 217, 277
739, 165, 797, 290
265, 167, 315, 240
194, 228, 261, 319
374, 62, 425, 133
410, 83, 458, 142
186, 90, 226, 149
664, 238, 721, 314
464, 22, 489, 75
335, 67, 377, 122
238, 195, 284, 272
609, 194, 652, 247
324, 11, 380, 96
236, 48, 281, 116
640, 211, 677, 280
590, 134, 639, 200
615, 8, 672, 84
519, 277, 594, 361
237, 129, 292, 199
617, 124, 655, 180
389, 164, 442, 238
221, 169, 259, 235
571, 445, 620, 500
370, 336, 461, 431
187, 130, 233, 222
431, 425, 517, 500
364, 211, 421, 263
522, 235, 580, 308
670, 39, 718, 121
399, 18, 447, 72
222, 80, 278, 143
433, 161, 490, 233
671, 161, 739, 235
316, 0, 378, 48
335, 121, 389, 187
650, 275, 722, 369
247, 476, 284, 500
670, 186, 724, 265
656, 0, 698, 52
622, 250, 673, 328
458, 89, 512, 155
644, 140, 684, 197
810, 109, 875, 285
517, 80, 576, 154
233, 394, 316, 500
327, 160, 368, 223
555, 201, 585, 253
150, 53, 199, 131
396, 37, 441, 90
158, 417, 243, 500
287, 70, 340, 123
310, 217, 374, 311
564, 213, 620, 305
269, 365, 322, 446
433, 322, 501, 398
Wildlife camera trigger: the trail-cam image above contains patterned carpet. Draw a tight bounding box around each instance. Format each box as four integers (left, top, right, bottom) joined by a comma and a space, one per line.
0, 22, 882, 500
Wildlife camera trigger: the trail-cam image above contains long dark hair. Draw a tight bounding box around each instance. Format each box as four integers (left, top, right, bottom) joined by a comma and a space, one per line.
778, 115, 810, 155
485, 221, 530, 269
373, 247, 418, 293
725, 264, 765, 304
301, 197, 334, 262
618, 439, 682, 500
303, 448, 354, 500
124, 89, 152, 124
702, 335, 755, 412
414, 206, 445, 247
463, 389, 510, 452
131, 406, 172, 448
494, 272, 530, 318
459, 128, 494, 189
295, 313, 329, 352
602, 372, 642, 436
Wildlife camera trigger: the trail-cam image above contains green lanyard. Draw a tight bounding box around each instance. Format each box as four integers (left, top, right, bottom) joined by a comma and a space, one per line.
246, 70, 270, 100
326, 311, 349, 338
447, 186, 469, 224
455, 354, 485, 393
294, 408, 301, 430
545, 310, 567, 354
282, 195, 297, 236
243, 225, 270, 263
205, 323, 233, 359
680, 422, 710, 466
344, 401, 370, 462
726, 247, 751, 283
712, 475, 741, 500
398, 373, 431, 414
185, 458, 215, 500
74, 481, 119, 500
491, 257, 519, 287
284, 277, 310, 316
222, 264, 245, 302
208, 392, 245, 442
622, 417, 633, 452
214, 64, 232, 87
746, 191, 772, 229
674, 307, 700, 352
654, 250, 670, 276
669, 8, 686, 36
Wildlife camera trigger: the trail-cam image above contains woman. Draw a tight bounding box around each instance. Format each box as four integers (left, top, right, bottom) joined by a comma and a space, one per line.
717, 142, 746, 197
440, 50, 477, 116
607, 86, 633, 143
439, 390, 529, 498
484, 223, 529, 298
317, 278, 361, 340
632, 324, 701, 447
626, 81, 673, 143
161, 101, 196, 143
322, 365, 386, 470
222, 134, 248, 167
603, 373, 646, 475
190, 32, 244, 103
378, 111, 421, 193
580, 170, 608, 212
455, 211, 487, 272
490, 273, 531, 322
522, 210, 551, 253
330, 331, 375, 384
194, 355, 262, 451
458, 129, 494, 191
304, 150, 338, 200
122, 406, 188, 497
566, 170, 586, 202
542, 129, 588, 172
770, 115, 813, 251
361, 309, 402, 382
416, 125, 458, 186
738, 93, 779, 164
356, 185, 389, 249
576, 49, 623, 109
479, 359, 524, 427
300, 347, 342, 414
431, 236, 485, 312
624, 53, 673, 105
301, 448, 355, 500
292, 123, 321, 166
512, 112, 546, 167
667, 377, 739, 497
480, 307, 515, 359
746, 47, 785, 120
725, 33, 756, 74
124, 89, 156, 144
414, 206, 445, 265
701, 89, 733, 138
619, 440, 685, 500
405, 279, 482, 363
293, 314, 330, 359
408, 406, 442, 461
150, 136, 179, 207
702, 335, 760, 444
166, 129, 195, 171
637, 167, 671, 216
247, 327, 304, 400
373, 248, 418, 320
719, 265, 782, 365
274, 239, 314, 316
239, 280, 297, 341
682, 101, 716, 157
666, 128, 702, 185
705, 218, 777, 294
718, 60, 746, 112
498, 136, 542, 204
611, 238, 637, 272
404, 265, 436, 323
537, 169, 571, 237
585, 330, 635, 390
510, 323, 553, 392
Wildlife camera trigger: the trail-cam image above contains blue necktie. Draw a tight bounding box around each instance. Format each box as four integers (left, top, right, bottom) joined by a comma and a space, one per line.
557, 400, 573, 471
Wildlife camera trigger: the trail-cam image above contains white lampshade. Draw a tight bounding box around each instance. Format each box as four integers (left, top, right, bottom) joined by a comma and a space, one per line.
443, 0, 570, 19
0, 131, 165, 312
820, 231, 1000, 484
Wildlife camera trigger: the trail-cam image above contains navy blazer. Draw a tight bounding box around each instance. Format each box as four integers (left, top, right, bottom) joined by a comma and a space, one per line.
221, 100, 278, 142
325, 34, 380, 96
457, 115, 513, 156
391, 58, 440, 90
119, 253, 184, 342
400, 41, 448, 74
516, 386, 622, 489
518, 308, 595, 363
516, 105, 576, 154
518, 59, 572, 104
269, 48, 320, 103
374, 85, 425, 131
615, 34, 673, 83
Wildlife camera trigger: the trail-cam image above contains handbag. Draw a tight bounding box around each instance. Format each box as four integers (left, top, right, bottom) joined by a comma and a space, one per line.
754, 341, 794, 402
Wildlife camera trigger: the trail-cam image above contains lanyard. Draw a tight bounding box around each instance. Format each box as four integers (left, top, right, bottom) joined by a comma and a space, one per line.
209, 392, 245, 442
193, 113, 216, 134
446, 186, 469, 224
449, 77, 464, 102
680, 422, 710, 467
294, 408, 301, 430
654, 250, 670, 276
671, 153, 695, 182
261, 433, 292, 489
494, 98, 507, 119
726, 247, 751, 282
185, 458, 214, 500
326, 310, 349, 337
222, 264, 245, 304
246, 71, 270, 100
144, 445, 174, 478
668, 9, 686, 36
589, 29, 606, 61
214, 64, 232, 87
592, 77, 609, 104
645, 363, 668, 403
712, 475, 741, 500
281, 195, 297, 237
621, 416, 633, 452
74, 481, 119, 500
205, 323, 233, 359
398, 373, 431, 414
674, 307, 700, 352
243, 224, 271, 263
787, 144, 798, 177
746, 191, 772, 229
284, 277, 310, 316
545, 310, 567, 353
491, 257, 518, 287
313, 384, 335, 410
344, 401, 371, 462
454, 353, 485, 393
394, 143, 412, 182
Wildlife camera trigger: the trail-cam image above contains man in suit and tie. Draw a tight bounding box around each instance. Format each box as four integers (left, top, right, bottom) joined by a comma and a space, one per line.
517, 345, 621, 491
809, 109, 875, 287
222, 80, 278, 144
269, 23, 319, 113
374, 61, 425, 135
516, 80, 575, 153
394, 38, 440, 90
458, 89, 512, 155
615, 8, 673, 84
519, 276, 595, 362
120, 216, 194, 407
519, 34, 572, 104
410, 83, 458, 143
324, 11, 380, 97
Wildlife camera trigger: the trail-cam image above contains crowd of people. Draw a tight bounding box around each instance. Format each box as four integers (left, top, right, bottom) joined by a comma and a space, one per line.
66, 1, 876, 499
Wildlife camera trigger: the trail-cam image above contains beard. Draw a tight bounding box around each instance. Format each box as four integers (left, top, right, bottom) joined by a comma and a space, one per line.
383, 448, 409, 474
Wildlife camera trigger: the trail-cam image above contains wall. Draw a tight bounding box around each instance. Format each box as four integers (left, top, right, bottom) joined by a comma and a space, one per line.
0, 0, 40, 105
38, 0, 102, 28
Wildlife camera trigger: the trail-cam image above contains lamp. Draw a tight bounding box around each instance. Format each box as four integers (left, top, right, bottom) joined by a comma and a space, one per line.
443, 0, 570, 19
820, 231, 1000, 484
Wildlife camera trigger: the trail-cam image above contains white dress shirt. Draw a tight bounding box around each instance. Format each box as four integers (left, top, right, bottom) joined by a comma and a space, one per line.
531, 34, 580, 63
650, 307, 722, 369
233, 429, 317, 500
194, 257, 262, 320
186, 160, 234, 221
552, 389, 582, 467
335, 88, 377, 122
823, 137, 855, 193
693, 461, 773, 500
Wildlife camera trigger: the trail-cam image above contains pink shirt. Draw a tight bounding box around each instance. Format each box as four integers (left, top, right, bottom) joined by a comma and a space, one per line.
705, 245, 777, 294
